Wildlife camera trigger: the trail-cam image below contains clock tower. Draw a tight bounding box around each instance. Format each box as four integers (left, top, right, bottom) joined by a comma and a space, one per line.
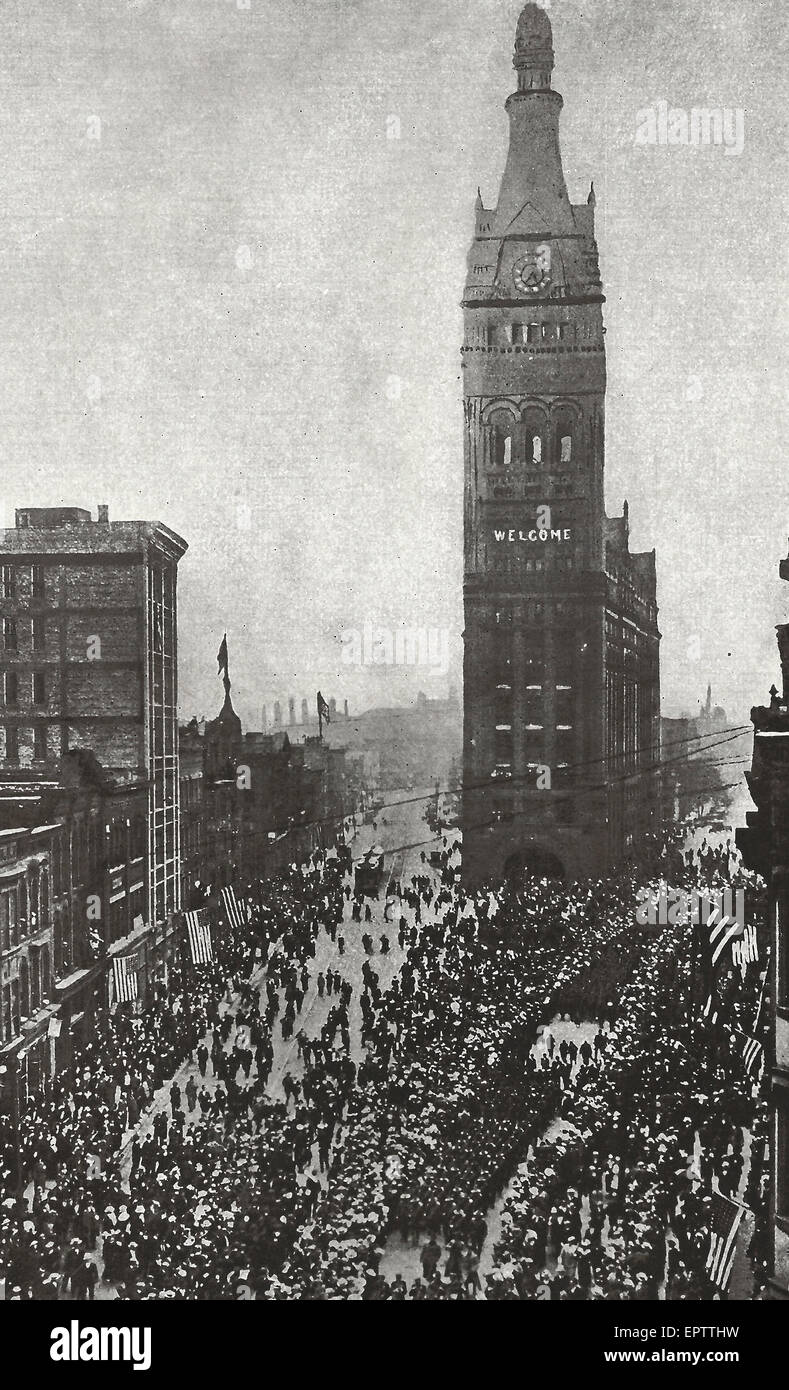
461, 5, 661, 885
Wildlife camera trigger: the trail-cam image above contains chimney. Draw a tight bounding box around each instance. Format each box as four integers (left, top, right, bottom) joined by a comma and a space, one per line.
261, 705, 267, 731
273, 701, 282, 728
301, 698, 308, 724
329, 697, 337, 719
288, 696, 296, 725
97, 504, 109, 524
344, 699, 349, 718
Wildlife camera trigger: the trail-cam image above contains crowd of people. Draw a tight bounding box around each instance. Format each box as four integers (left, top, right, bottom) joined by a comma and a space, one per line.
0, 820, 770, 1300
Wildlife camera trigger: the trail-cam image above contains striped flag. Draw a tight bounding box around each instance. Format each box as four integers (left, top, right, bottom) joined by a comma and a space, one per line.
705, 1192, 744, 1290
735, 1028, 763, 1079
112, 954, 138, 1004
186, 909, 213, 965
707, 906, 742, 969
221, 885, 247, 931
731, 922, 758, 975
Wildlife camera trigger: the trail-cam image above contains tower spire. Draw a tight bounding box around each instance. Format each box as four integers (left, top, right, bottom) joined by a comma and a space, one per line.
494, 5, 573, 234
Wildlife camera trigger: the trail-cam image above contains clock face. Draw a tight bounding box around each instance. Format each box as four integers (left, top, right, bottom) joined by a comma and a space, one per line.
512, 244, 552, 296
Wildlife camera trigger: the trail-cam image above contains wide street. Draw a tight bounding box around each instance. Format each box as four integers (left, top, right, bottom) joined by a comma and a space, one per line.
44, 786, 448, 1301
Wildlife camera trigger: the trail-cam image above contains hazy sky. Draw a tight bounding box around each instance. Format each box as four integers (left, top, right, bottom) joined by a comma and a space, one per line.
0, 0, 786, 728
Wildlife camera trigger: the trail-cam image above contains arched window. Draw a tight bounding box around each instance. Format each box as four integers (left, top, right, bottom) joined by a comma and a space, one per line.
553, 410, 577, 466
522, 409, 546, 467
487, 408, 519, 469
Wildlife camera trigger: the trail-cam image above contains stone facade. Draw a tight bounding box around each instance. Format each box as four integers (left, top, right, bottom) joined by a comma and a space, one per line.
461, 6, 660, 885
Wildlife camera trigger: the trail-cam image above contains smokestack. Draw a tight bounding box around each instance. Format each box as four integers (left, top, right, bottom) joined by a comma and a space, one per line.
329, 697, 337, 719
273, 701, 282, 728
344, 699, 349, 718
97, 504, 109, 524
261, 705, 267, 731
301, 698, 308, 723
288, 696, 296, 725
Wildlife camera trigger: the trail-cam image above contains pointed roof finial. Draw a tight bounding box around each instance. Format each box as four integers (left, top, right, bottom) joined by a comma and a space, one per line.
588, 180, 596, 206
513, 4, 554, 92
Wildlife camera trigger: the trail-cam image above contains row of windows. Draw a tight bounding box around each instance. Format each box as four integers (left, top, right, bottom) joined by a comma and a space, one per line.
2, 671, 47, 705
490, 424, 574, 468
490, 554, 580, 574
1, 564, 46, 600
2, 616, 46, 650
479, 322, 597, 348
2, 726, 50, 761
488, 603, 578, 625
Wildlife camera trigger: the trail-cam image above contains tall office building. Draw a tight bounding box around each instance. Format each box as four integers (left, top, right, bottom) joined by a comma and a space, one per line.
0, 505, 187, 927
462, 6, 660, 885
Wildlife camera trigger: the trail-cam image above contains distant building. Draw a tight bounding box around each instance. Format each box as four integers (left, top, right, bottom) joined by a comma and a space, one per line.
291, 691, 461, 794
461, 6, 660, 885
178, 682, 359, 896
737, 548, 789, 1299
660, 689, 745, 826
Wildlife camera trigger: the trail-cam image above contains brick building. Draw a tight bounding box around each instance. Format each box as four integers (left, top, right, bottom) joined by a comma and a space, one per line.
0, 503, 187, 1004
737, 547, 789, 1299
461, 6, 660, 885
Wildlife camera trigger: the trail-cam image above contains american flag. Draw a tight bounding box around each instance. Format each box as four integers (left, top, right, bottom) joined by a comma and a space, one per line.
705, 1192, 744, 1290
731, 922, 758, 975
735, 1028, 763, 1079
186, 909, 213, 965
112, 954, 138, 1004
707, 906, 742, 969
221, 884, 247, 931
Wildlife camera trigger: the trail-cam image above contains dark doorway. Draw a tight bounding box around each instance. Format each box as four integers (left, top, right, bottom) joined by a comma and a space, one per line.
503, 846, 565, 885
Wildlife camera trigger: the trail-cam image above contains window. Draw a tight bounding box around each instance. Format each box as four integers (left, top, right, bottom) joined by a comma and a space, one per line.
524, 689, 543, 723
556, 727, 575, 763
524, 727, 544, 760
525, 430, 541, 464
558, 323, 571, 342
32, 616, 45, 651
556, 687, 574, 724
541, 323, 553, 341
4, 672, 18, 707
33, 672, 46, 705
33, 725, 47, 761
527, 324, 540, 344
31, 565, 45, 598
5, 726, 18, 763
3, 618, 17, 651
484, 326, 496, 347
511, 323, 527, 345
560, 435, 572, 463
1, 565, 15, 599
